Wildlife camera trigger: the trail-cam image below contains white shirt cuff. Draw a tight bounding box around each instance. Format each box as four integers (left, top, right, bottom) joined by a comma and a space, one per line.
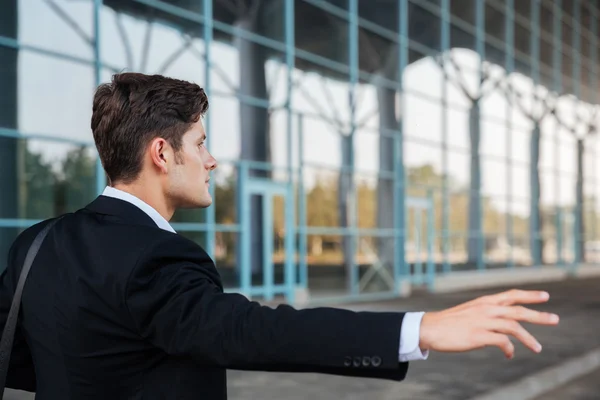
399, 311, 429, 362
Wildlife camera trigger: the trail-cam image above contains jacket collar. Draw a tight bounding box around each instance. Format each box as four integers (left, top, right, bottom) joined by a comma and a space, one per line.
84, 195, 166, 231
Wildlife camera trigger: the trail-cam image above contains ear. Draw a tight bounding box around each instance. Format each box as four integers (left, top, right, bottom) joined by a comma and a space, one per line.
148, 137, 170, 174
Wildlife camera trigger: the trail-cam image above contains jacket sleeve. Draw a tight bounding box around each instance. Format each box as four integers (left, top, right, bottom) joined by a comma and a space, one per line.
124, 234, 409, 381
0, 241, 37, 392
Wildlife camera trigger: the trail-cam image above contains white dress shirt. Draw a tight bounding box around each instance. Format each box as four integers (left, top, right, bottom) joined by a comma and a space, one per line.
101, 186, 429, 362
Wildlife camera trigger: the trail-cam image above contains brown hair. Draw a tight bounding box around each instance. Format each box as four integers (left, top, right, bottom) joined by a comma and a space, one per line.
91, 72, 209, 184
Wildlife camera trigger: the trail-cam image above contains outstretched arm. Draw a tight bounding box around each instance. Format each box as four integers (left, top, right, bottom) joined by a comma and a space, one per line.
125, 235, 409, 381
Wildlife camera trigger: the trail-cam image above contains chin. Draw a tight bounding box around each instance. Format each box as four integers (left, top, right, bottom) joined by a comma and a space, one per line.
177, 195, 212, 209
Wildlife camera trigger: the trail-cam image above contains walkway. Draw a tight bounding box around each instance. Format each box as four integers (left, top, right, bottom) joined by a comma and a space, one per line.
227, 276, 600, 400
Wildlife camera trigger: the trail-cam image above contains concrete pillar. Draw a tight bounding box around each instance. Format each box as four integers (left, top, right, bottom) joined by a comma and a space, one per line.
235, 12, 269, 276
576, 138, 585, 262
467, 100, 482, 266
376, 77, 396, 274
530, 122, 543, 264
338, 134, 354, 290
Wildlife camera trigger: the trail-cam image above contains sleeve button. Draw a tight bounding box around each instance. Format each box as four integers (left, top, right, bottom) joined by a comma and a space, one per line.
371, 356, 382, 367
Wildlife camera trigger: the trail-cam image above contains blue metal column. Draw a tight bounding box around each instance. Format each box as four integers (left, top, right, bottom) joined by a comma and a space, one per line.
284, 0, 296, 303
440, 0, 451, 274
93, 0, 105, 195
414, 210, 422, 283
262, 193, 274, 300
297, 114, 308, 287
238, 163, 251, 295
505, 0, 515, 269
348, 0, 359, 294
394, 0, 409, 287
203, 0, 215, 257
426, 189, 435, 290
553, 0, 563, 266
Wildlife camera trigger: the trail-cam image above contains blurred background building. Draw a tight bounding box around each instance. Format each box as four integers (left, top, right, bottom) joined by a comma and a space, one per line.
1, 0, 599, 304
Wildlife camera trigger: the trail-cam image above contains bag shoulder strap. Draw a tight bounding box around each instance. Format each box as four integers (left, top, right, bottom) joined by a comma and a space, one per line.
0, 216, 64, 392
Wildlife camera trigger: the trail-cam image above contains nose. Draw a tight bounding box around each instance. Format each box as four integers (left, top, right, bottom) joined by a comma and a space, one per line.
205, 152, 218, 171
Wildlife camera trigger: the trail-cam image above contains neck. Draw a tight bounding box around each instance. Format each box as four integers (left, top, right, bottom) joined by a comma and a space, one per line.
111, 180, 175, 221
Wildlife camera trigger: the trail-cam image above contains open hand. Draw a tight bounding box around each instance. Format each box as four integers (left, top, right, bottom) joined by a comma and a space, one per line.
419, 289, 559, 359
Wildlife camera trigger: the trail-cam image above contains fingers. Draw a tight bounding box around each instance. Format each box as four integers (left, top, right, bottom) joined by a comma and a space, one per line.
492, 289, 550, 306
488, 305, 560, 326
486, 319, 542, 354
483, 332, 515, 359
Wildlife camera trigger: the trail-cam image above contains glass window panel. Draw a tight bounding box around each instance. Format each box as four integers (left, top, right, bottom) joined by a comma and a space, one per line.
214, 0, 284, 43
512, 165, 530, 202
355, 174, 378, 230
448, 192, 468, 233
405, 93, 442, 144
0, 137, 97, 220
18, 51, 95, 142
359, 0, 398, 36
291, 65, 351, 132
539, 131, 556, 171
540, 1, 554, 38
304, 167, 341, 228
482, 159, 508, 198
216, 231, 240, 287
408, 0, 440, 52
485, 2, 505, 44
558, 135, 577, 175
511, 127, 530, 164
19, 0, 94, 61
210, 41, 287, 103
560, 175, 576, 207
214, 164, 238, 226
299, 112, 344, 170
355, 128, 381, 175
446, 106, 470, 151
405, 57, 444, 101
481, 118, 507, 159
101, 6, 206, 81
450, 0, 476, 28
405, 142, 443, 188
354, 84, 380, 131
447, 150, 470, 192
0, 227, 21, 273
296, 1, 350, 67
513, 21, 530, 58
541, 171, 557, 208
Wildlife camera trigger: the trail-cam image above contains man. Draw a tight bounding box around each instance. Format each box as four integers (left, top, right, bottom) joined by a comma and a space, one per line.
0, 73, 558, 399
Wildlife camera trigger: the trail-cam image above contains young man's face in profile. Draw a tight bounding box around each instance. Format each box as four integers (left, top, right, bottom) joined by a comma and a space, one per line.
167, 119, 217, 209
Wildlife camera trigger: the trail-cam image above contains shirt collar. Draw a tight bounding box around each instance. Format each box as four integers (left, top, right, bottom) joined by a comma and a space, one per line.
101, 186, 176, 233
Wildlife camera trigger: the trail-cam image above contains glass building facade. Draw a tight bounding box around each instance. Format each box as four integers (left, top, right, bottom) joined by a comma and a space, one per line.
1, 0, 599, 303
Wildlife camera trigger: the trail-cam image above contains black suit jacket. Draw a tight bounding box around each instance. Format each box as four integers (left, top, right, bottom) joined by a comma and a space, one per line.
0, 195, 409, 399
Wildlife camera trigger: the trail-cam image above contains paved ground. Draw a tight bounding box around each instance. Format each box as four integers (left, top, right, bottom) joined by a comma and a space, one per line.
226, 277, 600, 400
4, 276, 600, 399
531, 367, 600, 400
